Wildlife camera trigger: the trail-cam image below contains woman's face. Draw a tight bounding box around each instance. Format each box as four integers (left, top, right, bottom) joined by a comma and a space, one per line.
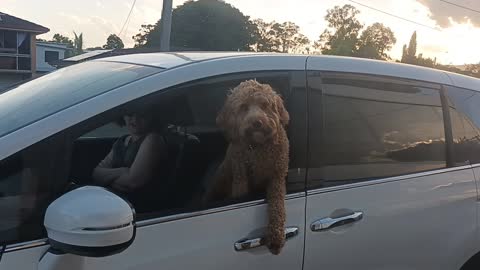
124, 114, 150, 136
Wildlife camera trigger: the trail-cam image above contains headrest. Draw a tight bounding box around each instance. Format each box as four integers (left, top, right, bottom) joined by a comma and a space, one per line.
155, 96, 195, 127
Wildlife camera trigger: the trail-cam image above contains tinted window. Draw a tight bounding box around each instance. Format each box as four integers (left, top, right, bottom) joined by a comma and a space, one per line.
0, 61, 160, 138
0, 134, 70, 246
445, 86, 480, 165
1, 71, 306, 245
70, 72, 305, 216
308, 72, 446, 188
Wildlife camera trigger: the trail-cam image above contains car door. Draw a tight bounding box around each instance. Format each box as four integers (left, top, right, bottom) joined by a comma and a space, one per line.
0, 69, 308, 270
303, 68, 478, 270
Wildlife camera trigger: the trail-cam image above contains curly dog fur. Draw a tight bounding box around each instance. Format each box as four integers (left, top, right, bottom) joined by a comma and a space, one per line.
204, 80, 290, 255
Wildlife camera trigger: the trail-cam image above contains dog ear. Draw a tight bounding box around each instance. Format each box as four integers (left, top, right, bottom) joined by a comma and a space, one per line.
275, 94, 290, 127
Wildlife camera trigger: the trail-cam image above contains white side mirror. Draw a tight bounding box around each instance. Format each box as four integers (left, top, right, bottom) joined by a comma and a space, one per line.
44, 186, 135, 257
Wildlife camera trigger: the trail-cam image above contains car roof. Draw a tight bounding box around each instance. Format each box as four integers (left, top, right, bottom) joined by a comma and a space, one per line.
95, 51, 480, 91
94, 51, 276, 69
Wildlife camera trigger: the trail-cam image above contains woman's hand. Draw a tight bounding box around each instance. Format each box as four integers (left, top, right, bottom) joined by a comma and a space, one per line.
93, 166, 129, 187
109, 133, 166, 192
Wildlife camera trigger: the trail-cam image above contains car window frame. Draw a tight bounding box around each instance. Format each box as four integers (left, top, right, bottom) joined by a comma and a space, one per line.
306, 70, 459, 191
1, 69, 308, 251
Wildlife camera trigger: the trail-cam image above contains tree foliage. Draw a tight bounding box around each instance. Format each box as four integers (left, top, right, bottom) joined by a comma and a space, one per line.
51, 33, 73, 47
318, 4, 363, 56
103, 34, 124, 49
134, 0, 255, 51
133, 24, 156, 48
252, 20, 310, 53
356, 23, 396, 60
401, 31, 417, 64
73, 31, 83, 55
127, 1, 480, 79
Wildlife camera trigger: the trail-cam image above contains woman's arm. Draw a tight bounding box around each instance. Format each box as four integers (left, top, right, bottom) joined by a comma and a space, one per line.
92, 150, 127, 186
110, 133, 167, 192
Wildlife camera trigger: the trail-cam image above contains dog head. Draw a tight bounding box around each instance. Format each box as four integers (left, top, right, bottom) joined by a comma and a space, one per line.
217, 80, 289, 145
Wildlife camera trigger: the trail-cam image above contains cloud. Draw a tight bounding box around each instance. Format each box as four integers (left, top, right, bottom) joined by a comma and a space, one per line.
416, 0, 480, 27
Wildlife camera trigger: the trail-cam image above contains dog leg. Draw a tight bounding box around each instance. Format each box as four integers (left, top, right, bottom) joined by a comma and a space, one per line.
231, 161, 249, 199
202, 160, 232, 206
265, 174, 286, 255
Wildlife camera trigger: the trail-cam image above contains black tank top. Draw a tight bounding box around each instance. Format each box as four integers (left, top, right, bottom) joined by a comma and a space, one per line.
111, 135, 145, 168
109, 134, 172, 213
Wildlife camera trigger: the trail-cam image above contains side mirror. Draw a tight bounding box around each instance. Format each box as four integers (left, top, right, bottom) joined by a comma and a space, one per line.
44, 186, 136, 257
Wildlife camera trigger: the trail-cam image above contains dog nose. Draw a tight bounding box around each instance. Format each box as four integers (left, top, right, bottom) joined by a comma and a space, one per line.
253, 120, 263, 129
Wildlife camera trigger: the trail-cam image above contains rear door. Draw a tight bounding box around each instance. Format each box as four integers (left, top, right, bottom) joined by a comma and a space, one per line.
303, 67, 477, 269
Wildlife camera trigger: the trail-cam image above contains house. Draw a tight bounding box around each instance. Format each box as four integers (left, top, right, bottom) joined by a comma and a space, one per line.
36, 41, 70, 73
0, 12, 49, 90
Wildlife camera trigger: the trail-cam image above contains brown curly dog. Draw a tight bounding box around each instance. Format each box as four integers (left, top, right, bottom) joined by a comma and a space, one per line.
203, 80, 290, 255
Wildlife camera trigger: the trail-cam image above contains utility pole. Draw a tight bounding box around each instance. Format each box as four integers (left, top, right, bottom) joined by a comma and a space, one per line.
160, 0, 172, 51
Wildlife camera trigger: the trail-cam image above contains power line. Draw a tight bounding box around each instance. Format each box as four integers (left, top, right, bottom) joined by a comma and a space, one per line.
118, 0, 137, 37
438, 0, 480, 14
347, 0, 442, 32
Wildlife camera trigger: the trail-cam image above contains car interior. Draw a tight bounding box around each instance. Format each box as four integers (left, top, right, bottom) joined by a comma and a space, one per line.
68, 86, 232, 218
67, 75, 297, 217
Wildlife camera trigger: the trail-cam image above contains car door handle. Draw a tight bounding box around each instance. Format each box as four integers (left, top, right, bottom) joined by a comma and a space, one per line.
311, 211, 363, 231
234, 227, 299, 251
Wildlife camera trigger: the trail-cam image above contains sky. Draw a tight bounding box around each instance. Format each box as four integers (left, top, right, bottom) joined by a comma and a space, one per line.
2, 0, 480, 65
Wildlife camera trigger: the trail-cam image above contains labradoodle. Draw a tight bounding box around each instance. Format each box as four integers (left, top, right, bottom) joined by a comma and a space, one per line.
204, 80, 290, 255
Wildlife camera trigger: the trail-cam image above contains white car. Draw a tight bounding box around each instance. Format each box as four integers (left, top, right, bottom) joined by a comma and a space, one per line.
0, 52, 480, 270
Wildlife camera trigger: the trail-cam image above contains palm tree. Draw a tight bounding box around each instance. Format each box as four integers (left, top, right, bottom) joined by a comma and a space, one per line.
73, 31, 83, 55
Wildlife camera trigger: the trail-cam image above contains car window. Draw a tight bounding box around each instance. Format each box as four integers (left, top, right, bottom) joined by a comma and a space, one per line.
0, 71, 306, 245
0, 134, 71, 246
445, 86, 480, 165
308, 72, 447, 189
0, 61, 160, 138
69, 71, 303, 217
81, 123, 129, 139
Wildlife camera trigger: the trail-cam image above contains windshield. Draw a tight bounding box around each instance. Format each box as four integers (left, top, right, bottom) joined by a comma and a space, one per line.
0, 61, 161, 138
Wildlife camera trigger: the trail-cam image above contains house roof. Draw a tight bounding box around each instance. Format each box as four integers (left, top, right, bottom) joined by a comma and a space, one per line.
0, 12, 49, 33
36, 41, 71, 50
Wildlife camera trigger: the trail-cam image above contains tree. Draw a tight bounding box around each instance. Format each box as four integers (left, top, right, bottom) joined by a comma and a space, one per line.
73, 31, 83, 55
103, 34, 124, 49
275, 22, 310, 53
415, 53, 436, 68
318, 4, 363, 56
133, 24, 156, 48
401, 31, 417, 64
51, 33, 73, 47
407, 31, 417, 59
134, 0, 256, 51
356, 23, 396, 60
401, 44, 408, 62
252, 20, 310, 53
251, 19, 280, 52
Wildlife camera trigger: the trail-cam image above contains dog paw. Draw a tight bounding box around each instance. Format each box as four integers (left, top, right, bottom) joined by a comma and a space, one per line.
265, 229, 285, 255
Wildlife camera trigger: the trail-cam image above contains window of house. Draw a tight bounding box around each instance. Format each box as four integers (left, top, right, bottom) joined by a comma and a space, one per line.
45, 51, 59, 63
17, 57, 31, 70
308, 72, 446, 189
0, 56, 16, 70
17, 33, 30, 55
0, 30, 17, 50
